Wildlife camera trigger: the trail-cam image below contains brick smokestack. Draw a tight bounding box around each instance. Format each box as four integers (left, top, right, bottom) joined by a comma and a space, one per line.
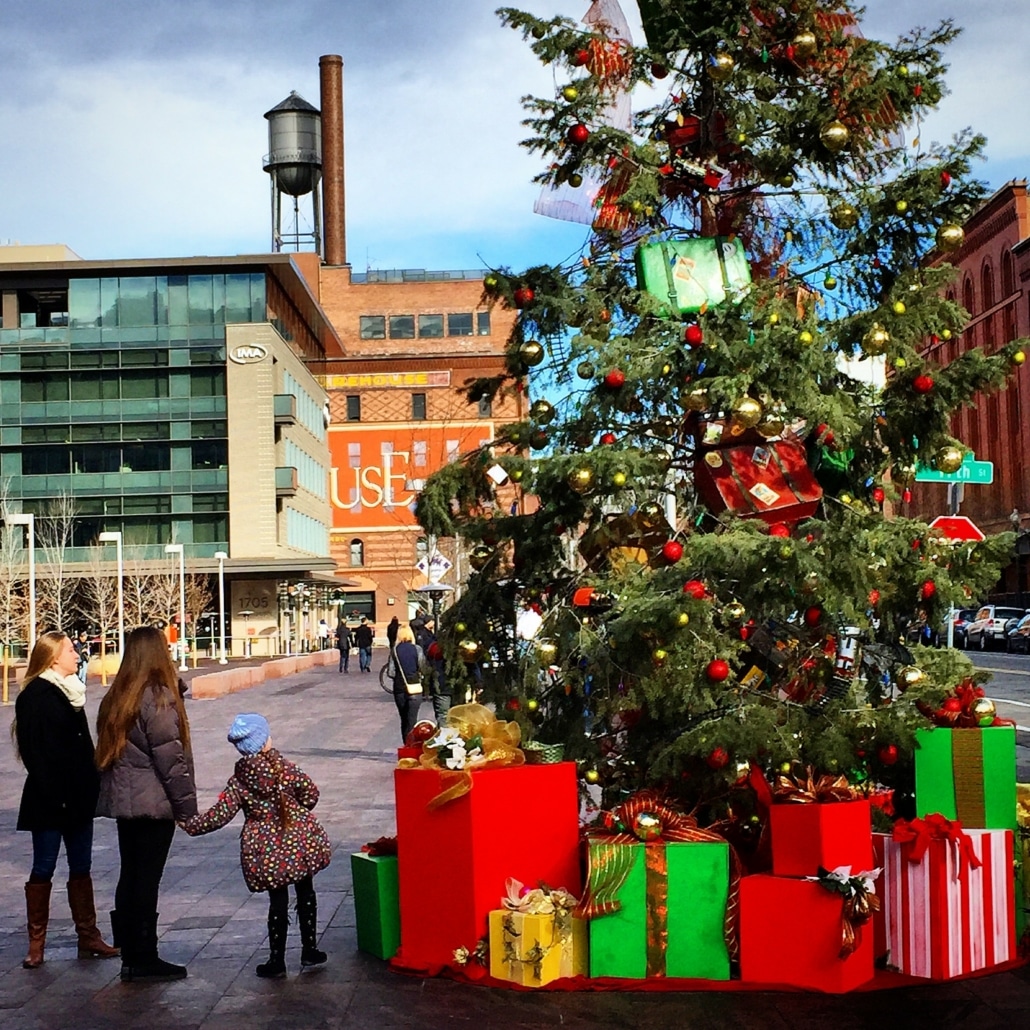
319, 54, 346, 266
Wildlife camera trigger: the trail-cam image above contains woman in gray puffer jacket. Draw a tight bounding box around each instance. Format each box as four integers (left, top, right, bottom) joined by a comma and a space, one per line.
95, 626, 197, 983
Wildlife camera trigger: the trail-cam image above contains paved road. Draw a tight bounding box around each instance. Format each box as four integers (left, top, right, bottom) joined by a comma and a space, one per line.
1, 652, 1028, 1028
966, 651, 1030, 779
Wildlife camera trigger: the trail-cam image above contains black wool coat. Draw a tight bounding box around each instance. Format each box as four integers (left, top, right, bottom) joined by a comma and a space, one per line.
16, 676, 101, 832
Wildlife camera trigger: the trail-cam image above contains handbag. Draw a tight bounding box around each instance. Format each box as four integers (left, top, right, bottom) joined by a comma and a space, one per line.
391, 647, 423, 695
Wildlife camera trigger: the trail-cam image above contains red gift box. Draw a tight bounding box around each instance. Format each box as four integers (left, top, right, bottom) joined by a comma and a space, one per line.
873, 825, 1016, 979
397, 746, 422, 760
770, 800, 873, 878
393, 764, 581, 972
694, 438, 822, 525
740, 875, 875, 992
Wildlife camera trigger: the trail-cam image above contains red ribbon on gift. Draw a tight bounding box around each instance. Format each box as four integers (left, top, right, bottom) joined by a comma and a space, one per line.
892, 813, 982, 882
362, 835, 398, 857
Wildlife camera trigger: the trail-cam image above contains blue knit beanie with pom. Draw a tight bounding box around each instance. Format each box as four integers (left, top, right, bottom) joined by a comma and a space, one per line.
228, 713, 270, 755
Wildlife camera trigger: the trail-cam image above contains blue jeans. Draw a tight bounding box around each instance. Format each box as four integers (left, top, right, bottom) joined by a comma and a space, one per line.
359, 646, 372, 672
31, 823, 94, 881
338, 648, 350, 672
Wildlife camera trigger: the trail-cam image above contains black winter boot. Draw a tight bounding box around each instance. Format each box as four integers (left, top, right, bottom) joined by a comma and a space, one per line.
120, 913, 187, 983
256, 909, 288, 979
297, 889, 327, 968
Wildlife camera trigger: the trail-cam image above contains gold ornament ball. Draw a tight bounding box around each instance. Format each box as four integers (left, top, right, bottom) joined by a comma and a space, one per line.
936, 224, 965, 252
685, 387, 709, 412
538, 640, 558, 660
724, 601, 746, 622
732, 396, 763, 429
893, 300, 907, 315
941, 329, 952, 340
568, 172, 584, 188
611, 470, 627, 488
840, 492, 853, 505
895, 357, 907, 369
520, 340, 545, 367
778, 173, 795, 188
799, 330, 814, 345
899, 64, 909, 76
792, 30, 818, 59
677, 612, 690, 627
862, 323, 891, 356
897, 665, 926, 691
469, 544, 493, 571
758, 413, 786, 439
707, 52, 735, 82
830, 203, 859, 230
661, 362, 672, 376
458, 639, 479, 659
1013, 350, 1026, 365
584, 768, 600, 785
779, 761, 793, 775
895, 200, 909, 214
561, 85, 579, 102
972, 697, 996, 727
652, 647, 669, 666
778, 543, 794, 559
568, 467, 594, 493
823, 275, 837, 290
820, 119, 850, 153
530, 398, 555, 424
801, 570, 820, 593
768, 311, 780, 324
633, 811, 663, 841
935, 445, 964, 474
526, 698, 539, 712
455, 622, 467, 634
733, 759, 752, 782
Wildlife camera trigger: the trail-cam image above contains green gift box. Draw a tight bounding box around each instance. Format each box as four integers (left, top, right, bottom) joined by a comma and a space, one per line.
586, 839, 730, 980
914, 727, 1017, 831
351, 852, 400, 960
635, 237, 751, 316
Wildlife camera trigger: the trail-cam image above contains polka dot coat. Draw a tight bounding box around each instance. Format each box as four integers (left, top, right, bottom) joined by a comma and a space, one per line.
182, 748, 331, 892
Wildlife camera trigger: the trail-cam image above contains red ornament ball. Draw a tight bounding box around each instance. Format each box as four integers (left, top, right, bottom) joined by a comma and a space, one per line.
940, 170, 952, 188
872, 486, 886, 504
912, 374, 934, 394
567, 123, 590, 146
512, 286, 535, 308
706, 746, 730, 769
868, 589, 881, 606
683, 579, 707, 599
878, 744, 899, 766
662, 540, 684, 563
803, 605, 823, 627
604, 368, 626, 389
942, 696, 963, 713
706, 658, 730, 682
651, 62, 669, 79
769, 523, 791, 538
599, 432, 617, 445
920, 579, 936, 600
815, 423, 835, 446
902, 489, 913, 504
683, 323, 704, 348
570, 49, 590, 67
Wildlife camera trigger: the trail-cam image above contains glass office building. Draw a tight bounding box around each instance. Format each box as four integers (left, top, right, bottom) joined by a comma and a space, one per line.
0, 254, 341, 580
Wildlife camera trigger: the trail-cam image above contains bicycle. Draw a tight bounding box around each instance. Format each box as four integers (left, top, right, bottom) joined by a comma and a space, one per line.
379, 654, 395, 693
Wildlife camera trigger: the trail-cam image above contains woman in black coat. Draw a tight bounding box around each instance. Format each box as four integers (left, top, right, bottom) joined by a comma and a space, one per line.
391, 624, 426, 743
15, 631, 118, 969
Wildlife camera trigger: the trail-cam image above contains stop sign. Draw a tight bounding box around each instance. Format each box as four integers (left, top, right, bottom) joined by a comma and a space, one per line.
928, 515, 985, 542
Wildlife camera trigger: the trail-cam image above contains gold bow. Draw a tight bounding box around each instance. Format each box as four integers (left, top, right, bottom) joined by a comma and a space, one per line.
774, 766, 856, 804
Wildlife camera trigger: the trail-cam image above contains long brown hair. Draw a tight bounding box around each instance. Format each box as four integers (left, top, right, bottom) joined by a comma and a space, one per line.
95, 626, 190, 770
11, 631, 71, 761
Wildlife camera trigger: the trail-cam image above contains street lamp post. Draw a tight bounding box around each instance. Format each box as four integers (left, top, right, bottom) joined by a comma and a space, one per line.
164, 543, 188, 672
8, 514, 36, 653
98, 531, 124, 657
214, 551, 228, 664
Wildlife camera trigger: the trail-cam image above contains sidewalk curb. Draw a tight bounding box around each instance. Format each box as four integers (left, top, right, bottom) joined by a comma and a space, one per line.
191, 650, 339, 698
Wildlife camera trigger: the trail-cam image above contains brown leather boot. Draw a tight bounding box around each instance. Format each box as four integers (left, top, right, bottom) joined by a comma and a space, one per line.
67, 874, 119, 959
23, 880, 51, 969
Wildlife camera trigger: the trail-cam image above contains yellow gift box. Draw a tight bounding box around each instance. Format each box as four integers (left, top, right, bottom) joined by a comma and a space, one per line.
488, 909, 588, 986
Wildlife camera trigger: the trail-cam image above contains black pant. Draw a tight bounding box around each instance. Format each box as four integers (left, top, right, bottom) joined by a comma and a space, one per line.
393, 689, 422, 743
115, 818, 175, 959
267, 875, 316, 920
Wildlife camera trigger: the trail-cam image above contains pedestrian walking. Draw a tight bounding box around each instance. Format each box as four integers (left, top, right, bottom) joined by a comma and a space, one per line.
336, 620, 352, 673
95, 626, 197, 983
74, 631, 90, 684
354, 617, 374, 673
317, 619, 330, 649
390, 625, 427, 743
13, 631, 119, 969
418, 620, 451, 725
386, 616, 400, 647
180, 714, 331, 978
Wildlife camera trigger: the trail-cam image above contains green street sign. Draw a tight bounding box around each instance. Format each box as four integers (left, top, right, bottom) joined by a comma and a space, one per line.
914, 458, 994, 484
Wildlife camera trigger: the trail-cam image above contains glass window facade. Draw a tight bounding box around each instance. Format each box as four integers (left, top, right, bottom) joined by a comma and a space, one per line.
0, 269, 266, 559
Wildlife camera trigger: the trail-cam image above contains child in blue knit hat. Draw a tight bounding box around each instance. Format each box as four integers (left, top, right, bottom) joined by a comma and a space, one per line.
180, 714, 332, 978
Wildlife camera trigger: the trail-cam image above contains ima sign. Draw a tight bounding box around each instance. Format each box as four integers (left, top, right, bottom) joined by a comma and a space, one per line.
328, 422, 493, 531
229, 344, 268, 364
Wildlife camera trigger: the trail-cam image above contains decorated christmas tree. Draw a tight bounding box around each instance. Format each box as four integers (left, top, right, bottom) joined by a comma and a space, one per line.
416, 0, 1027, 834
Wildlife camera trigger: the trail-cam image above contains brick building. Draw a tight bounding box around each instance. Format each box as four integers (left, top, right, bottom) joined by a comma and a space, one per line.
908, 180, 1030, 594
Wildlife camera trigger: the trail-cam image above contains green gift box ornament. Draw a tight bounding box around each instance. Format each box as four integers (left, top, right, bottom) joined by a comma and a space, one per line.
351, 851, 401, 960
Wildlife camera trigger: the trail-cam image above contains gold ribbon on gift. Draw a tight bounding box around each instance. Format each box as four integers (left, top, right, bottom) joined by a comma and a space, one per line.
951, 730, 988, 828
773, 766, 857, 804
839, 886, 880, 959
397, 704, 524, 810
577, 789, 742, 968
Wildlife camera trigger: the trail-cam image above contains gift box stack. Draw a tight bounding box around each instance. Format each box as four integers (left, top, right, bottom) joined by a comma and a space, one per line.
872, 696, 1019, 979
739, 770, 878, 993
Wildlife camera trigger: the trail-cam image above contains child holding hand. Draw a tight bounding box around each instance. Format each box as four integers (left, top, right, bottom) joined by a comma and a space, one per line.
181, 714, 331, 978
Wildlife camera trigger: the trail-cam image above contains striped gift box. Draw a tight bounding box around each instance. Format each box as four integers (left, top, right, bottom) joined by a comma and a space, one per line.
874, 828, 1016, 979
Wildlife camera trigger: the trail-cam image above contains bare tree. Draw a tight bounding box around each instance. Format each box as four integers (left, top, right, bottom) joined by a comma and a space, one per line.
0, 480, 28, 654
79, 546, 119, 655
185, 573, 214, 657
35, 492, 77, 633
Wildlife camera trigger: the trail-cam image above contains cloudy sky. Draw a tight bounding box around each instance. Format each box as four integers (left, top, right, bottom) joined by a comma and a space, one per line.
1, 0, 1026, 275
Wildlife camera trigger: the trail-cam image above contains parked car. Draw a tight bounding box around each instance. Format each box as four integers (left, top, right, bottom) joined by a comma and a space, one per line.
966, 606, 1028, 650
938, 607, 979, 649
1006, 614, 1030, 653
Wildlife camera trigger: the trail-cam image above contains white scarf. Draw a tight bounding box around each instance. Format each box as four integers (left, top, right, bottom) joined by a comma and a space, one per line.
38, 668, 87, 710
